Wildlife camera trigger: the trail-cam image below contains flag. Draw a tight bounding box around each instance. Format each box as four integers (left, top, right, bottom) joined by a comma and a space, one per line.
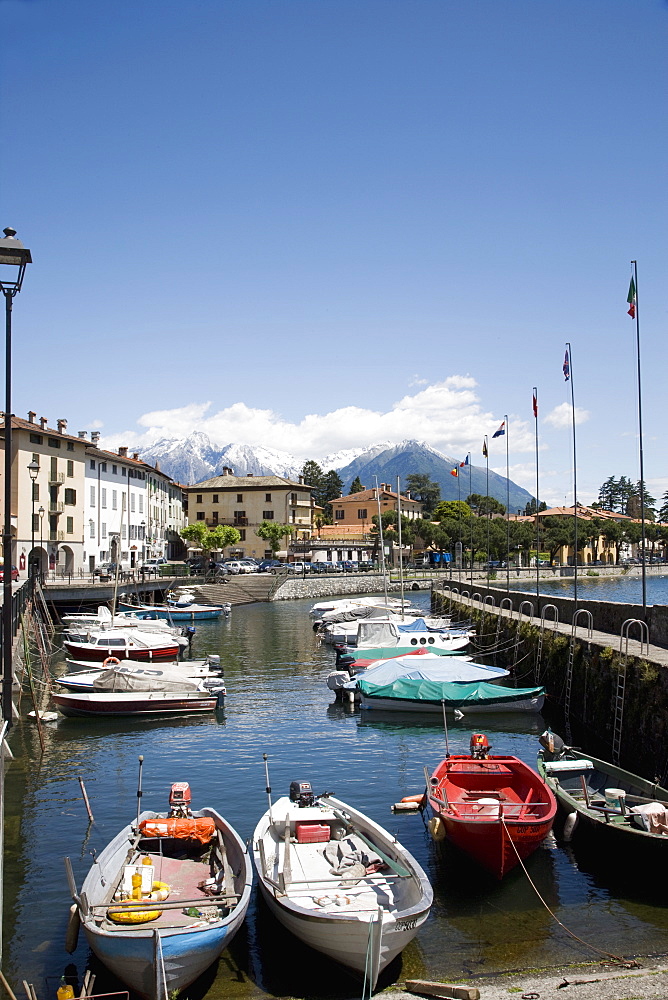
627, 276, 636, 319
563, 349, 570, 381
492, 421, 505, 438
532, 391, 538, 418
459, 455, 469, 468
450, 467, 458, 477
482, 439, 488, 459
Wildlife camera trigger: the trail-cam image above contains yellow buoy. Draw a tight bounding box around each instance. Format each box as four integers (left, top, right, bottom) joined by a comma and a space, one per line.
428, 816, 446, 841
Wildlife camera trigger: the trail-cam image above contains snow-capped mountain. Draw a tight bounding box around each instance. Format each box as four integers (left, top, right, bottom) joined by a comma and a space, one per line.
137, 433, 301, 484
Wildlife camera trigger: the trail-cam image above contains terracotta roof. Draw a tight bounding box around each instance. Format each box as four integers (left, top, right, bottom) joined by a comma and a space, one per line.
187, 474, 312, 490
330, 488, 420, 505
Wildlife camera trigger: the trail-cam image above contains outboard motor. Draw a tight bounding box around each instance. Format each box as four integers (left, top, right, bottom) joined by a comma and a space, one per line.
207, 654, 223, 674
289, 780, 315, 807
470, 733, 490, 759
168, 782, 193, 817
539, 729, 565, 761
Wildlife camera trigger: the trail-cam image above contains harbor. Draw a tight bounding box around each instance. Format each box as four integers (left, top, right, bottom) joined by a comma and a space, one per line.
4, 586, 668, 1000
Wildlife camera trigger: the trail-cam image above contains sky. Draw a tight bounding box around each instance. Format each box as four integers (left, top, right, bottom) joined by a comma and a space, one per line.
2, 0, 667, 507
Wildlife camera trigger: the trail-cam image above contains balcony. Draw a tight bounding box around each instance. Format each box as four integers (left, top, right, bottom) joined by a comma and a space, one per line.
49, 530, 65, 541
49, 472, 65, 485
49, 501, 64, 513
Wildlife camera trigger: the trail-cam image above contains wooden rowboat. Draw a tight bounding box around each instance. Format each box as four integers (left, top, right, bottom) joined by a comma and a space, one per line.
427, 734, 556, 879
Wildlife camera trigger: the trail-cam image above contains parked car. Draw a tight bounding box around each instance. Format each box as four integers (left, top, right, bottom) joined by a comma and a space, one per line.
143, 558, 167, 573
358, 561, 376, 572
239, 559, 258, 573
259, 559, 283, 572
284, 562, 310, 574
223, 560, 245, 575
336, 560, 356, 573
486, 560, 507, 569
0, 565, 20, 581
93, 562, 121, 578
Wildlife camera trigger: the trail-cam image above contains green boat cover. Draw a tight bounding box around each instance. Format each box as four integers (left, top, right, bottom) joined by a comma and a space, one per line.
356, 677, 545, 707
353, 646, 467, 661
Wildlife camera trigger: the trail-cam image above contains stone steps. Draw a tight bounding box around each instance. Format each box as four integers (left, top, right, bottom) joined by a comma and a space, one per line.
194, 576, 275, 606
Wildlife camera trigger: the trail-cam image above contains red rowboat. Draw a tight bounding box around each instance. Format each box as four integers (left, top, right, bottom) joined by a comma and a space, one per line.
427, 733, 557, 879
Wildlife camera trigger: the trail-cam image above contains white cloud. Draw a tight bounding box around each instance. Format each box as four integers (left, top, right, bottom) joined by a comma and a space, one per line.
408, 375, 428, 387
544, 403, 590, 429
101, 377, 539, 463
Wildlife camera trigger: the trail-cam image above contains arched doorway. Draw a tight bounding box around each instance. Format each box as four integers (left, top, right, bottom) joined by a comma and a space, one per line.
60, 545, 75, 576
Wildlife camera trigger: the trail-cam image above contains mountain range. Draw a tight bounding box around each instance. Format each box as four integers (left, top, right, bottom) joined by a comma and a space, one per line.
137, 434, 533, 512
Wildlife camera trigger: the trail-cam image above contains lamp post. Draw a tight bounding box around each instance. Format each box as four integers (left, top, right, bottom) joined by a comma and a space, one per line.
27, 460, 39, 577
38, 507, 45, 581
0, 227, 31, 727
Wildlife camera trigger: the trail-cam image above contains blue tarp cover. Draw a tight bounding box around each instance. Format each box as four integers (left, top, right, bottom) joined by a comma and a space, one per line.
347, 655, 508, 688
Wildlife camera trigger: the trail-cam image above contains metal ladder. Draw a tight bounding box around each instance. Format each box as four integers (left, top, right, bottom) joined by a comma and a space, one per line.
612, 618, 650, 765
564, 610, 593, 743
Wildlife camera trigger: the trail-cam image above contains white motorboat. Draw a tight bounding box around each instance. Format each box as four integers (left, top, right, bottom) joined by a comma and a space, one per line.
252, 779, 432, 990
56, 657, 226, 695
63, 626, 190, 663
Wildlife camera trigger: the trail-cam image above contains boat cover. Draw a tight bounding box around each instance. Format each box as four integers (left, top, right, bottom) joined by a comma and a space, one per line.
345, 645, 465, 661
139, 817, 216, 843
397, 618, 458, 633
356, 677, 545, 707
356, 621, 400, 646
345, 655, 508, 688
93, 666, 201, 692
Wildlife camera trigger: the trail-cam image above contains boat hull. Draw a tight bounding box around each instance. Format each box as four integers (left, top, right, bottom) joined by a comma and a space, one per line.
360, 693, 544, 714
117, 601, 224, 621
428, 753, 556, 879
63, 642, 182, 662
52, 691, 219, 717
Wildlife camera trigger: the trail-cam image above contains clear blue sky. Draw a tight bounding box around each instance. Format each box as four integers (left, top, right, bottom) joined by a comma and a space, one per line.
3, 0, 667, 505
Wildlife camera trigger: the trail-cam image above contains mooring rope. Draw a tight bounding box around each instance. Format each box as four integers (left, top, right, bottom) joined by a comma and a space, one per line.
500, 815, 637, 967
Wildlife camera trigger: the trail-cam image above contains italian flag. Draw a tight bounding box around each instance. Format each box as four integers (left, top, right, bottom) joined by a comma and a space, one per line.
627, 277, 636, 319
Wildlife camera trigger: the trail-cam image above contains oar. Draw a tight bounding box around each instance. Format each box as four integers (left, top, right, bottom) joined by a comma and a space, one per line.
325, 802, 410, 877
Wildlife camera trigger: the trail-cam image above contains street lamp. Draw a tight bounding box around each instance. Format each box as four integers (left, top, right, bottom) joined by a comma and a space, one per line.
141, 521, 146, 561
38, 507, 45, 578
28, 460, 39, 576
0, 227, 31, 727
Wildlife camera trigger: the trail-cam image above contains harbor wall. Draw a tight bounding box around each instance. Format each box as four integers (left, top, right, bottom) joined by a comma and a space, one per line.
432, 584, 668, 779
271, 575, 416, 601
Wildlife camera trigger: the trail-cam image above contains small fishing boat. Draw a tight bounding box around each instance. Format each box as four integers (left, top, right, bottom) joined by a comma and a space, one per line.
427, 734, 557, 879
56, 658, 226, 696
52, 666, 223, 717
117, 593, 230, 622
62, 606, 185, 631
63, 626, 187, 663
327, 651, 503, 701
537, 730, 668, 851
69, 770, 252, 1000
323, 617, 470, 650
252, 772, 432, 990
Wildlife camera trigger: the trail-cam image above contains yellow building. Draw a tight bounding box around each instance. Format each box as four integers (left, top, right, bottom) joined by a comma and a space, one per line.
330, 484, 422, 529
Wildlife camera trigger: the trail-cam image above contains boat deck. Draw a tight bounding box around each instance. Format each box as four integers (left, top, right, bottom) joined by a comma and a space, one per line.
274, 834, 402, 915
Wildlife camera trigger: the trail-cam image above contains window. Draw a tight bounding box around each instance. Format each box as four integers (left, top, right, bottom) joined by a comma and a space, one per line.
236, 494, 243, 503
67, 460, 74, 477
101, 488, 107, 508
357, 508, 367, 519
212, 495, 219, 504
212, 511, 219, 524
101, 523, 107, 539
196, 512, 205, 521
122, 468, 126, 476
47, 437, 60, 448
66, 517, 74, 534
335, 509, 345, 520
90, 459, 96, 470
290, 493, 297, 505
32, 483, 39, 502
100, 462, 107, 472
30, 433, 42, 445
32, 453, 39, 464
32, 513, 39, 533
90, 522, 95, 538
238, 529, 246, 541
90, 486, 96, 506
196, 494, 203, 504
112, 490, 117, 510
121, 525, 126, 539
131, 494, 136, 512
263, 510, 274, 520
112, 465, 117, 474
64, 488, 76, 505
67, 442, 74, 452
138, 496, 143, 513
265, 493, 272, 502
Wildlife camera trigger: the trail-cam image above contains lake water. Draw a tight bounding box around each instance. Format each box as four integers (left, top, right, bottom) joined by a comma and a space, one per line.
5, 591, 668, 1000
510, 572, 668, 605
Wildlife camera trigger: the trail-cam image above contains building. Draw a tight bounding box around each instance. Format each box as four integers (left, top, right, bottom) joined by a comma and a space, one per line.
185, 469, 314, 559
510, 505, 639, 565
0, 413, 88, 577
329, 484, 422, 529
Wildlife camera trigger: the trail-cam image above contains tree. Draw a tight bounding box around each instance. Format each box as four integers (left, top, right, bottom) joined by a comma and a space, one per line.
523, 498, 547, 516
659, 490, 668, 524
180, 523, 241, 560
322, 470, 344, 506
466, 493, 506, 516
349, 476, 364, 494
405, 474, 441, 515
433, 500, 471, 522
300, 461, 342, 522
256, 520, 294, 557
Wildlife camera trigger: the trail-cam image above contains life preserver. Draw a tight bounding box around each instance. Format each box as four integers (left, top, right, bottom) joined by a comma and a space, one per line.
102, 656, 121, 668
401, 793, 426, 806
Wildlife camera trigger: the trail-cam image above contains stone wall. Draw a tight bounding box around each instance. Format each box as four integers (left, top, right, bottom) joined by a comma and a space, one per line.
271, 575, 419, 601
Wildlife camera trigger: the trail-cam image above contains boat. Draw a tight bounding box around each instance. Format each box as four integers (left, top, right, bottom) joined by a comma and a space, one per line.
62, 606, 188, 631
427, 733, 557, 879
52, 666, 223, 717
327, 651, 505, 701
252, 777, 432, 990
63, 626, 187, 663
355, 657, 545, 714
330, 619, 472, 654
309, 596, 408, 617
71, 775, 252, 1000
56, 658, 226, 696
117, 593, 231, 622
537, 730, 668, 852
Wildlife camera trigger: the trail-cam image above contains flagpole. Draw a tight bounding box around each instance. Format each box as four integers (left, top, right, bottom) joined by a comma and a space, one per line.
533, 389, 540, 599
566, 342, 578, 608
631, 260, 647, 617
504, 413, 510, 591
469, 453, 473, 586
374, 476, 389, 608
485, 435, 489, 586
457, 463, 462, 584
396, 476, 405, 618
